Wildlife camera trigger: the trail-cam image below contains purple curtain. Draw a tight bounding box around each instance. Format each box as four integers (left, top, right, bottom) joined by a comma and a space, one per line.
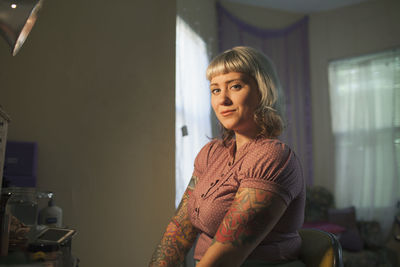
217, 3, 313, 185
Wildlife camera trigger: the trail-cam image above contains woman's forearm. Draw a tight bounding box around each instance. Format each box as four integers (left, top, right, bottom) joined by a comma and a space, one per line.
149, 180, 199, 267
149, 219, 197, 267
197, 188, 287, 267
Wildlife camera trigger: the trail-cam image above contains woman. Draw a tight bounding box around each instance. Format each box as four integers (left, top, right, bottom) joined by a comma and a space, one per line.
149, 46, 305, 267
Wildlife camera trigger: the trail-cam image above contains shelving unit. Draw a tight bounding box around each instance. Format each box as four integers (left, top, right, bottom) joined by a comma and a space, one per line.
0, 106, 11, 187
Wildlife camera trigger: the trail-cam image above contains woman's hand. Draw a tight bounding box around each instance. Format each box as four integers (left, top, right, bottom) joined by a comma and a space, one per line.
149, 176, 199, 267
197, 187, 287, 267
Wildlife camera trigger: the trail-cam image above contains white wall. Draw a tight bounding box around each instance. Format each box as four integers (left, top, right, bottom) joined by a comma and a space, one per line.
0, 0, 175, 266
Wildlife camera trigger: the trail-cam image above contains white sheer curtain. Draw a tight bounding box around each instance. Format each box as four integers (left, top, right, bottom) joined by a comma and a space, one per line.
328, 48, 400, 236
176, 16, 212, 208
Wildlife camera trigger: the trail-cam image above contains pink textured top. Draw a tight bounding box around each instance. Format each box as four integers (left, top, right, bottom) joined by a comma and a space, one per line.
188, 138, 305, 262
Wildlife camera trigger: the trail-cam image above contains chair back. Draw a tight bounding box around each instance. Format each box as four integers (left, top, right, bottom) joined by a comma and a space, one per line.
299, 228, 343, 267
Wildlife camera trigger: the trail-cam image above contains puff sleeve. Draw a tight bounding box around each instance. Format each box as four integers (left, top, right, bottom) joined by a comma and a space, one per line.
238, 139, 304, 206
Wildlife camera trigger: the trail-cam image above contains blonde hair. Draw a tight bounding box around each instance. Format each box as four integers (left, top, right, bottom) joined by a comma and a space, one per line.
207, 46, 285, 144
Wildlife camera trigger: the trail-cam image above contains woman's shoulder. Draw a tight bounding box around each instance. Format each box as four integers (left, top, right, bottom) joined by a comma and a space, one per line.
240, 138, 299, 177
250, 138, 291, 159
196, 139, 226, 159
194, 139, 226, 170
203, 138, 224, 149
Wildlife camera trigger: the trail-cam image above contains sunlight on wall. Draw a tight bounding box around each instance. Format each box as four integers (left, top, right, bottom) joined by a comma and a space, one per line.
176, 16, 212, 207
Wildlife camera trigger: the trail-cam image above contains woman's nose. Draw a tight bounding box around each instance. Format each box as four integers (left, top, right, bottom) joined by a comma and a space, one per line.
218, 91, 232, 105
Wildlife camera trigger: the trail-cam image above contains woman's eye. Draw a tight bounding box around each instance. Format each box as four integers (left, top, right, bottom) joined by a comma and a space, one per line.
231, 84, 242, 90
211, 88, 220, 94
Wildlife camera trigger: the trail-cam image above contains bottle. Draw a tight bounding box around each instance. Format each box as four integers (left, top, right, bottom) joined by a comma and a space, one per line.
39, 198, 62, 228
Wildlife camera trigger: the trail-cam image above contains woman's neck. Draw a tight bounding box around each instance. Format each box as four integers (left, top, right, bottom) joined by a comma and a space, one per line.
234, 131, 258, 151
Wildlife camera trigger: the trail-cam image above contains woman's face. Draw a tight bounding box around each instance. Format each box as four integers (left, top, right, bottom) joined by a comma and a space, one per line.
210, 72, 260, 136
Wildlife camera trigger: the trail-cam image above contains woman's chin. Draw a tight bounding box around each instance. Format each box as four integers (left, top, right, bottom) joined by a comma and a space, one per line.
221, 124, 236, 131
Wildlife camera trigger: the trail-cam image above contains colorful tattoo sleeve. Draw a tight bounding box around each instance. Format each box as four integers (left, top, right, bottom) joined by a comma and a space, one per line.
214, 187, 282, 247
149, 176, 199, 267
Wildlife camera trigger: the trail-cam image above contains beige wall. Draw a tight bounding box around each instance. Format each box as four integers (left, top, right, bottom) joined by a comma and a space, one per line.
309, 0, 400, 190
0, 0, 175, 266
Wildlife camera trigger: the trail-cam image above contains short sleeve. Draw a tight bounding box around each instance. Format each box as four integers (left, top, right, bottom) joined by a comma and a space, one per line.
192, 140, 219, 178
238, 140, 304, 205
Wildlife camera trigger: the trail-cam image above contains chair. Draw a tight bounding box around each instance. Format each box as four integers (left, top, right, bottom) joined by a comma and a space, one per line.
299, 228, 343, 267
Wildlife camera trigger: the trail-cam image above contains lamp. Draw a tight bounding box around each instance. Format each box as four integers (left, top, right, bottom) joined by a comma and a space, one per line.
0, 0, 44, 56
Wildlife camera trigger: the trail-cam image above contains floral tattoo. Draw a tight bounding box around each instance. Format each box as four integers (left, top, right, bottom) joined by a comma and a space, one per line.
214, 187, 274, 247
149, 176, 199, 267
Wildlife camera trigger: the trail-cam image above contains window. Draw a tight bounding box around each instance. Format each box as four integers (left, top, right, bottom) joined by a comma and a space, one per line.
328, 48, 400, 236
175, 16, 212, 208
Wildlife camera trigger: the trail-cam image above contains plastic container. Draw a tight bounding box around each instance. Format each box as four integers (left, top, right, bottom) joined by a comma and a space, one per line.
6, 187, 38, 243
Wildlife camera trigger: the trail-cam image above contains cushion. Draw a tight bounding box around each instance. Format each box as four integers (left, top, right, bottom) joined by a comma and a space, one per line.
328, 206, 357, 228
328, 206, 364, 251
302, 221, 346, 234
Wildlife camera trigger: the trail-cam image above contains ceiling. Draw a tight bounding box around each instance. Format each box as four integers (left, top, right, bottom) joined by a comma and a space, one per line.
224, 0, 372, 13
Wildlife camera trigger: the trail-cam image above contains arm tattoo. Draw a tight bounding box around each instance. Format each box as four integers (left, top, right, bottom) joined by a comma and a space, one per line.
149, 176, 199, 267
214, 187, 275, 247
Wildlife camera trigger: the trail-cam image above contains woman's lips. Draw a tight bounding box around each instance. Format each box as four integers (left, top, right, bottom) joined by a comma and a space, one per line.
220, 109, 236, 117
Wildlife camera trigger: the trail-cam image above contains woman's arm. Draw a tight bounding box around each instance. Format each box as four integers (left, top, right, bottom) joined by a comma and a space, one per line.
197, 187, 287, 267
149, 176, 200, 267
